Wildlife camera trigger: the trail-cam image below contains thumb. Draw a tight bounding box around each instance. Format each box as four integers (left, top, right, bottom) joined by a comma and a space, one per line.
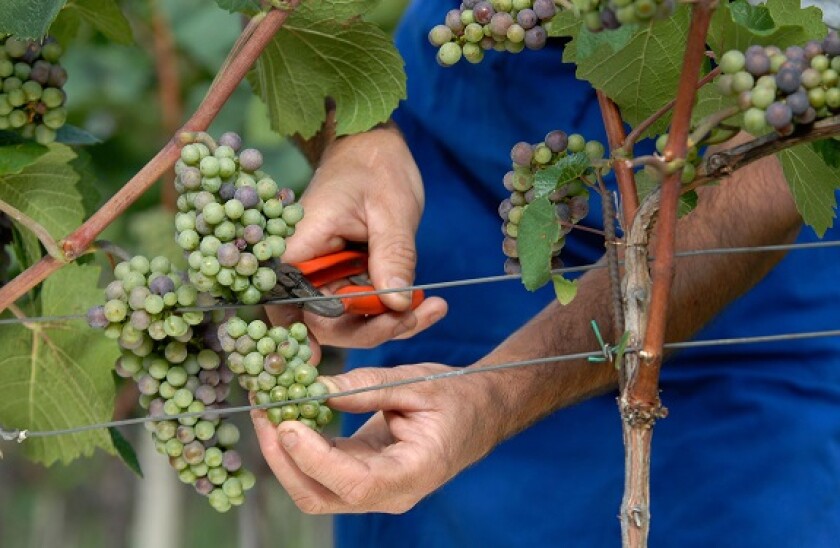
320, 366, 432, 414
366, 213, 418, 312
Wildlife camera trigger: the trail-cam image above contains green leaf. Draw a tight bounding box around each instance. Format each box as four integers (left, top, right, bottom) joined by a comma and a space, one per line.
0, 0, 66, 39
53, 0, 134, 45
552, 275, 578, 305
778, 145, 840, 237
0, 143, 84, 243
534, 153, 591, 198
518, 197, 560, 291
568, 6, 691, 137
109, 427, 143, 478
249, 2, 406, 138
812, 139, 840, 169
56, 124, 102, 146
0, 143, 49, 177
214, 0, 261, 12
707, 0, 827, 57
0, 263, 119, 465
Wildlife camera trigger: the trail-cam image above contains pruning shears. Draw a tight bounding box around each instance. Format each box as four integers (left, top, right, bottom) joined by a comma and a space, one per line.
266, 250, 425, 318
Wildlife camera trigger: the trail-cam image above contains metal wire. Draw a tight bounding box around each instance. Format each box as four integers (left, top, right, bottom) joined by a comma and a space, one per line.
3, 327, 840, 442
1, 239, 838, 326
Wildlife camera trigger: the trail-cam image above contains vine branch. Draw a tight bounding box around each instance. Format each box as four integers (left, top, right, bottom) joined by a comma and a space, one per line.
597, 91, 639, 226
0, 3, 300, 314
0, 199, 62, 259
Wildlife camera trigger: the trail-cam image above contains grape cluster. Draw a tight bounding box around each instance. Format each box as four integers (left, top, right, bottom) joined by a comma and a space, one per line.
220, 317, 333, 430
174, 132, 303, 305
87, 256, 255, 512
576, 0, 676, 33
428, 0, 557, 67
652, 133, 702, 183
716, 31, 840, 136
0, 35, 68, 144
499, 130, 605, 274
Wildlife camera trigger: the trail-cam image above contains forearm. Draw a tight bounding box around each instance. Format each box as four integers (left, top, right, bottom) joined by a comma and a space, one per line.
471, 152, 801, 445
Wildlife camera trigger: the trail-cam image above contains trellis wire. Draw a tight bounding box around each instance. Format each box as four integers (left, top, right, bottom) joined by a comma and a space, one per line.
0, 239, 838, 326
3, 328, 840, 443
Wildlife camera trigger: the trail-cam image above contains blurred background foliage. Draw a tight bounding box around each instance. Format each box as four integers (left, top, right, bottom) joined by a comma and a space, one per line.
0, 1, 409, 547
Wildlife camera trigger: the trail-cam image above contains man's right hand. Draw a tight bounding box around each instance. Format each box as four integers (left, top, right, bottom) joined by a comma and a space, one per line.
267, 125, 448, 348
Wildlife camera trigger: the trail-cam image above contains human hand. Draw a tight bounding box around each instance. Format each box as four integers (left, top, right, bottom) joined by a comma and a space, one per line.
252, 363, 498, 514
267, 127, 448, 347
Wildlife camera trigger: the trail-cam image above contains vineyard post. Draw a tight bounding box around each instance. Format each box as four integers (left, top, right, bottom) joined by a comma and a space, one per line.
0, 2, 301, 315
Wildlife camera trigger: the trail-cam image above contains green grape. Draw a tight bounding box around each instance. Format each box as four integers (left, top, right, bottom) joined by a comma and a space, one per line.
719, 50, 746, 74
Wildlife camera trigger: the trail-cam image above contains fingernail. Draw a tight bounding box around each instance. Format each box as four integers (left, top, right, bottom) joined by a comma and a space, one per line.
279, 430, 298, 449
388, 277, 412, 304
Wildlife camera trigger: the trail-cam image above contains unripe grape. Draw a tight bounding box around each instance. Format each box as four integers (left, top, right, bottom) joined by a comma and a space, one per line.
42, 86, 65, 107
428, 24, 454, 46
239, 149, 263, 172
218, 132, 242, 151
567, 134, 586, 153
437, 42, 462, 67
720, 50, 746, 74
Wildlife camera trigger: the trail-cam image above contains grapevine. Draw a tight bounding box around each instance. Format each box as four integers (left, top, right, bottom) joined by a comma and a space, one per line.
0, 35, 67, 144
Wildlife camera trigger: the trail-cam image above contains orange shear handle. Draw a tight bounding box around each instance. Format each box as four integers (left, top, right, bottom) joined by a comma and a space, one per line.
335, 285, 425, 316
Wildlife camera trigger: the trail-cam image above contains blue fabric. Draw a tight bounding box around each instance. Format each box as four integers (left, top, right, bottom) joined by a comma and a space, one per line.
336, 2, 840, 546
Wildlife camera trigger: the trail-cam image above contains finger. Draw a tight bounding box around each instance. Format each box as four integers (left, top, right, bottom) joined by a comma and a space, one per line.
303, 296, 448, 348
319, 365, 436, 414
251, 409, 341, 513
365, 204, 419, 312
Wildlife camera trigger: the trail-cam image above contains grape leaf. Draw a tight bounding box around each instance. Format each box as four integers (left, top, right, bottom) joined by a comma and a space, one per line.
56, 124, 102, 146
109, 427, 143, 478
249, 2, 406, 138
552, 275, 578, 306
812, 139, 840, 168
0, 0, 66, 39
518, 197, 560, 291
0, 143, 48, 177
534, 153, 590, 198
0, 263, 118, 465
214, 0, 261, 12
0, 144, 84, 243
778, 145, 840, 237
550, 10, 638, 63
565, 6, 691, 137
707, 0, 827, 57
50, 0, 134, 45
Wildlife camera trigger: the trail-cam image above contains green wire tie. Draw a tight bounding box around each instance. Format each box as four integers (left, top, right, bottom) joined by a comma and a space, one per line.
588, 320, 631, 370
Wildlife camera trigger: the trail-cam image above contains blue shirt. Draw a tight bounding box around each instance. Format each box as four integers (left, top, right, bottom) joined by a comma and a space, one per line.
338, 2, 840, 546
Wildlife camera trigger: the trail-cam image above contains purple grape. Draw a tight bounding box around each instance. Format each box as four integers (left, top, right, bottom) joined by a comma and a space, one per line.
503, 172, 515, 192
744, 46, 770, 77
502, 237, 518, 258
766, 102, 793, 129
218, 239, 242, 268
278, 187, 296, 205
445, 9, 465, 33
114, 359, 132, 378
243, 224, 264, 245
524, 26, 547, 51
105, 281, 126, 301
199, 370, 220, 386
180, 167, 202, 191
149, 275, 175, 296
235, 238, 247, 251
489, 12, 514, 36
219, 183, 236, 201
794, 107, 816, 125
785, 46, 806, 62
511, 142, 534, 167
47, 65, 67, 87
233, 186, 259, 209
129, 287, 150, 310
239, 149, 263, 172
194, 478, 213, 496
193, 191, 215, 211
479, 36, 496, 51
222, 450, 242, 472
803, 40, 823, 59
569, 196, 589, 220
473, 2, 495, 24
87, 306, 109, 328
498, 199, 513, 221
600, 8, 620, 30
533, 0, 556, 20
130, 310, 151, 331
786, 90, 810, 116
524, 188, 536, 203
194, 214, 211, 235
545, 130, 568, 153
504, 258, 521, 275
775, 66, 802, 94
137, 375, 160, 396
555, 203, 572, 224
195, 385, 217, 405
516, 9, 538, 30
215, 384, 231, 402
149, 398, 165, 418
218, 132, 242, 151
30, 61, 50, 84
219, 365, 234, 384
823, 31, 840, 56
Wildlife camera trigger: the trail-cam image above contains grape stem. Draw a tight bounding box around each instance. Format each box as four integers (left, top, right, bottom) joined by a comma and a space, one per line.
687, 105, 740, 149
0, 198, 62, 260
0, 2, 301, 315
689, 114, 840, 189
618, 3, 716, 547
595, 171, 625, 336
619, 66, 721, 156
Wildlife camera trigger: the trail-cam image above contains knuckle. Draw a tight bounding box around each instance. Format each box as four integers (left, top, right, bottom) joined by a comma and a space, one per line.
342, 479, 373, 506
292, 493, 328, 515
382, 239, 417, 270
